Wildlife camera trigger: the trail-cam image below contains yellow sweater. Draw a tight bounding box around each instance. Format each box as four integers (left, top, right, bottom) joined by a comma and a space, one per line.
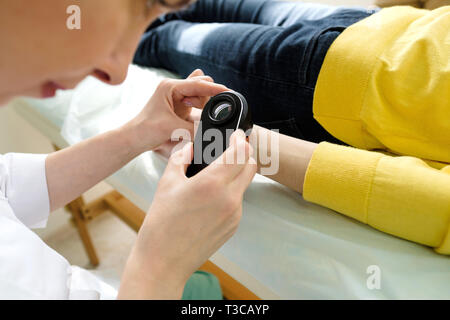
303, 6, 450, 254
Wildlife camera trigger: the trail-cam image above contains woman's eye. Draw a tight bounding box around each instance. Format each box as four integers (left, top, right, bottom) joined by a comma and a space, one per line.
144, 0, 194, 16
156, 0, 194, 10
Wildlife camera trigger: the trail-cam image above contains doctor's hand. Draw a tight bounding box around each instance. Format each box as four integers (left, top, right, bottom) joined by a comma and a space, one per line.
124, 69, 228, 154
118, 130, 257, 300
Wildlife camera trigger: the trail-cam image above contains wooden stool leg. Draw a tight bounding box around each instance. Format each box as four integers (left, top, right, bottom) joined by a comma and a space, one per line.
66, 197, 100, 267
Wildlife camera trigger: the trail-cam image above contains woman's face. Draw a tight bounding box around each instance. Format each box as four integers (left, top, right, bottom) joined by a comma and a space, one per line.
0, 0, 187, 104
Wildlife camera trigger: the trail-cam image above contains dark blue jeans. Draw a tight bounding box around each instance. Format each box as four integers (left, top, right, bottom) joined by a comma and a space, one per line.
134, 0, 376, 143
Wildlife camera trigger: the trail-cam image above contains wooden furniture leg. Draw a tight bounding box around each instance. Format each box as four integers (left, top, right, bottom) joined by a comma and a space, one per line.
66, 196, 100, 267
199, 260, 260, 300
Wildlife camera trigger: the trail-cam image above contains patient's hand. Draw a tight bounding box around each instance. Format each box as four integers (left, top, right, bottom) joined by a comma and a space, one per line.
123, 69, 228, 154
118, 130, 256, 299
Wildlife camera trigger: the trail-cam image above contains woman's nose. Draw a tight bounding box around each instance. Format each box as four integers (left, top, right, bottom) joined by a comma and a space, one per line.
92, 55, 130, 85
92, 69, 111, 83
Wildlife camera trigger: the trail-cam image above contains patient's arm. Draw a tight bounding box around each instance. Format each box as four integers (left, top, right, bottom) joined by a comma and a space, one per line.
253, 125, 450, 255
251, 125, 317, 194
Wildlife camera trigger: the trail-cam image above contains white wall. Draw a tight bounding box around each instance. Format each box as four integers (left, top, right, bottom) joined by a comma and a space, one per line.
0, 106, 54, 154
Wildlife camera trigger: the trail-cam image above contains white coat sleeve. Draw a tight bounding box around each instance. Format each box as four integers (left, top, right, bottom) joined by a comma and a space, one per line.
0, 153, 117, 299
0, 153, 50, 228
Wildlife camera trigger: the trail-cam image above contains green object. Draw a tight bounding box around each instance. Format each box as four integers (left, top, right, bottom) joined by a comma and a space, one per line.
182, 271, 223, 300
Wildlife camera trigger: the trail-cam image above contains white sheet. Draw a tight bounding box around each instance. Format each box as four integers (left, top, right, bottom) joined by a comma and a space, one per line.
19, 65, 450, 299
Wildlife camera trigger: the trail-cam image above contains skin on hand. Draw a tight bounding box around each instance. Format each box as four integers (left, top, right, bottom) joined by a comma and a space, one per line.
118, 130, 257, 299
123, 69, 228, 154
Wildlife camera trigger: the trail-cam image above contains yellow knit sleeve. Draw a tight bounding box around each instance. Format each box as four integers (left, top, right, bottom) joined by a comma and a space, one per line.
303, 142, 450, 254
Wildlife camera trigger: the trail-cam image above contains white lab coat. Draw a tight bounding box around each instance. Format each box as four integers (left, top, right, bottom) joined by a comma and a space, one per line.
0, 153, 117, 299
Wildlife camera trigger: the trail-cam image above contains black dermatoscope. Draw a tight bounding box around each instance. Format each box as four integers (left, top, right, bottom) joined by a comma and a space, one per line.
186, 91, 253, 177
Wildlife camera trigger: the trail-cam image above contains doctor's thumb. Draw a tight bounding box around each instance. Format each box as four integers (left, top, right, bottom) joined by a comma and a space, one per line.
173, 117, 196, 141
167, 141, 193, 177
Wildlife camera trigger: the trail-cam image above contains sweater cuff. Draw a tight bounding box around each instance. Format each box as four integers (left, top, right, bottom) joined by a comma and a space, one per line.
303, 142, 382, 223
